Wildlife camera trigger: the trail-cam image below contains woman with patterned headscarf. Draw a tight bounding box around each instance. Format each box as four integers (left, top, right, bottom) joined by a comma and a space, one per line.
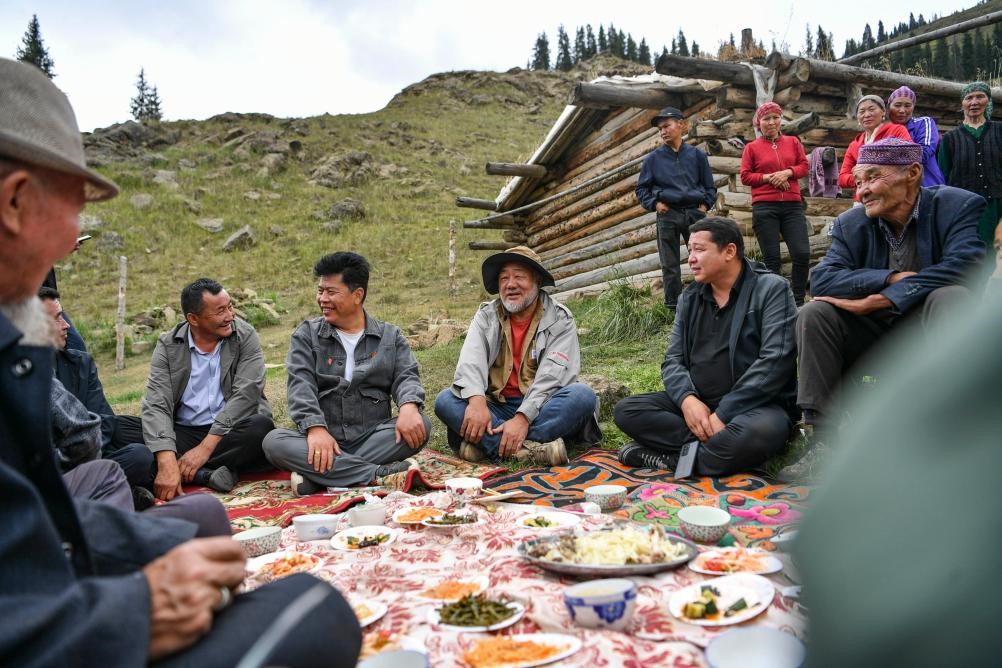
838, 94, 912, 200
739, 102, 811, 305
938, 81, 1002, 247
887, 86, 945, 186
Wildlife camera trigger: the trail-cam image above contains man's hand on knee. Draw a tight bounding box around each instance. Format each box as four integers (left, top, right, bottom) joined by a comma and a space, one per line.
143, 537, 246, 660
395, 403, 426, 449
460, 396, 491, 444
492, 414, 529, 458
306, 426, 340, 473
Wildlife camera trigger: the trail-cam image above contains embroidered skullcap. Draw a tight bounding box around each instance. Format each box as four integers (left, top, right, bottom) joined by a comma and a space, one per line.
857, 137, 922, 166
753, 102, 783, 129
887, 86, 917, 106
961, 81, 993, 119
855, 94, 886, 113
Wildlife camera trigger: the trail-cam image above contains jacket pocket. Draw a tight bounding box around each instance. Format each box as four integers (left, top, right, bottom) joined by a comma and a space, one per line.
358, 387, 391, 425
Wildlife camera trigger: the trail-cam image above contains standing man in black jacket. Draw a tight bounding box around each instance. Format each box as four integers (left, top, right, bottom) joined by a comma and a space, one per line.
614, 217, 798, 476
636, 106, 717, 308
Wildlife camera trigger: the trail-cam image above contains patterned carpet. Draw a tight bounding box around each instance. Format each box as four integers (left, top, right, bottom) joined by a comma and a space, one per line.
197, 449, 506, 531
486, 448, 810, 549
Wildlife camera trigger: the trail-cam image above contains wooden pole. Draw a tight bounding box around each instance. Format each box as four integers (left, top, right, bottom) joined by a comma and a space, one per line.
655, 53, 755, 85
468, 241, 519, 251
448, 221, 457, 295
115, 256, 127, 371
840, 10, 1002, 65
485, 162, 548, 178
569, 82, 686, 109
455, 197, 497, 211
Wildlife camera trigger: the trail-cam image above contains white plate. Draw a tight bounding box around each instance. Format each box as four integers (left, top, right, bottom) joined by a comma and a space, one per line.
517, 511, 581, 530
415, 575, 489, 602
330, 526, 400, 551
246, 550, 321, 578
352, 598, 389, 628
428, 600, 525, 632
461, 633, 582, 668
420, 512, 481, 529
669, 573, 775, 627
689, 548, 783, 576
392, 506, 446, 525
705, 627, 805, 668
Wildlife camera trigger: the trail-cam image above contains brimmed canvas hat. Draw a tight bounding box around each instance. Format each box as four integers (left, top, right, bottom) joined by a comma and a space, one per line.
0, 58, 119, 201
481, 246, 555, 294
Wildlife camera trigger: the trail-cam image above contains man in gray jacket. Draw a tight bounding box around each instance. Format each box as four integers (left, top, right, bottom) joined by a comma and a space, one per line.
138, 278, 275, 500
614, 218, 798, 476
263, 252, 430, 495
434, 247, 599, 466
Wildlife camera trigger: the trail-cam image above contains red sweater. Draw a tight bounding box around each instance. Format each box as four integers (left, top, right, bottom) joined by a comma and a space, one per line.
838, 122, 913, 199
740, 135, 809, 203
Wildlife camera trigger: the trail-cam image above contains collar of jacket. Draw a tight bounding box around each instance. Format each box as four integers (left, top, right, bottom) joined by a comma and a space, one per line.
316, 310, 382, 341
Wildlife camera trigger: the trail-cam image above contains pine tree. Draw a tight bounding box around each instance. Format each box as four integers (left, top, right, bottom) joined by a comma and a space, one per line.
145, 86, 163, 122
816, 27, 834, 61
585, 25, 597, 58
677, 30, 690, 57
555, 25, 573, 71
931, 42, 948, 77
530, 33, 551, 70
671, 38, 678, 55
626, 34, 638, 61
638, 38, 651, 65
729, 33, 736, 47
573, 27, 586, 64
909, 13, 917, 30
617, 29, 627, 58
973, 30, 988, 79
962, 32, 976, 79
917, 14, 926, 27
598, 25, 607, 53
877, 21, 886, 43
804, 25, 814, 57
129, 68, 163, 122
15, 14, 55, 78
691, 41, 700, 58
861, 24, 875, 50
608, 23, 618, 55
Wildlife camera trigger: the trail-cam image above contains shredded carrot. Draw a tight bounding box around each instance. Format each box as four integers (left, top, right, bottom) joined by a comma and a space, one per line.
257, 553, 317, 579
420, 580, 481, 600
463, 637, 565, 667
697, 547, 767, 573
397, 507, 444, 522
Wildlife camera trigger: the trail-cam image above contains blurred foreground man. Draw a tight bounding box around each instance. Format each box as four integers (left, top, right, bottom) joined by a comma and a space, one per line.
435, 246, 599, 465
0, 57, 359, 667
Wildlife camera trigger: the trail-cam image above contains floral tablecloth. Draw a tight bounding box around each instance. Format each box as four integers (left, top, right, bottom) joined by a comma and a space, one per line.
246, 493, 806, 667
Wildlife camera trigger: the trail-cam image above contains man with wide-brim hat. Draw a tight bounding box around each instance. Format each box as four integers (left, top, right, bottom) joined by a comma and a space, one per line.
0, 57, 361, 666
636, 106, 717, 309
435, 246, 600, 465
780, 136, 985, 482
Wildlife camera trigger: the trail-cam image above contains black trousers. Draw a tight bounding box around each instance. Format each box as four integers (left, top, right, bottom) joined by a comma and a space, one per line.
751, 201, 811, 305
656, 207, 706, 306
112, 414, 274, 474
613, 391, 792, 476
152, 573, 362, 668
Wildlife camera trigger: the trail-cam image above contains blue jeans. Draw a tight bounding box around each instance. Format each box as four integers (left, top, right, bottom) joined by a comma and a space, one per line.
434, 383, 597, 461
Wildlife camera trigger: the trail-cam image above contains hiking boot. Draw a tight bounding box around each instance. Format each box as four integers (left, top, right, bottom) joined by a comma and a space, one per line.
132, 485, 156, 511
776, 428, 829, 483
374, 458, 419, 486
515, 438, 569, 466
290, 471, 323, 497
207, 466, 239, 493
459, 441, 488, 463
617, 441, 677, 470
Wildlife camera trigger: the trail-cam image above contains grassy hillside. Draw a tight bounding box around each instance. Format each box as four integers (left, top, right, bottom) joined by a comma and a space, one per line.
68, 58, 675, 461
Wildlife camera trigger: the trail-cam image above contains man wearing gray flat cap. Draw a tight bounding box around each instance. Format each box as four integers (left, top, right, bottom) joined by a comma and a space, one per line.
0, 58, 360, 667
636, 106, 717, 308
435, 246, 600, 466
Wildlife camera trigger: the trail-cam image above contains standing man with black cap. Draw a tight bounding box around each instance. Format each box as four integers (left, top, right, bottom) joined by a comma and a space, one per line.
636, 107, 717, 309
435, 247, 600, 465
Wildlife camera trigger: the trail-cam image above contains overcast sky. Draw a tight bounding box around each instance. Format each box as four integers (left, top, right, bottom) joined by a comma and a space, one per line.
1, 0, 972, 132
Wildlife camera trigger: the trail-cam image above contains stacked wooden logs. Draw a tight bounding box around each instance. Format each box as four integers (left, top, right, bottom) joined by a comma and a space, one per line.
458, 51, 996, 300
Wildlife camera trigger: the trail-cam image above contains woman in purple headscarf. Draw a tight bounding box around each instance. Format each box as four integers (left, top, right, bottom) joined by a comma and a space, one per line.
887, 86, 945, 187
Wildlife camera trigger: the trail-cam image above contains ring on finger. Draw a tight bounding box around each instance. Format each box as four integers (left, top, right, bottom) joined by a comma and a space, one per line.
214, 586, 232, 611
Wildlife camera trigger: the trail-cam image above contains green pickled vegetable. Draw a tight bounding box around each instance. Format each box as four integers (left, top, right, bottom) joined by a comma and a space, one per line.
436, 594, 516, 627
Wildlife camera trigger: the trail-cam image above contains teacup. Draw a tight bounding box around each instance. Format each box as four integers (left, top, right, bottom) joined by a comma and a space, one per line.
348, 502, 387, 527
444, 477, 483, 505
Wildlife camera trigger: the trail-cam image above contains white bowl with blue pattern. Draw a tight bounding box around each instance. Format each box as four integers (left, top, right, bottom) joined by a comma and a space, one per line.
563, 578, 637, 631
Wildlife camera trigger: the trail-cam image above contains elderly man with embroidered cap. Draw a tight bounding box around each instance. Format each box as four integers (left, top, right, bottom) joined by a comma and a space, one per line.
636, 106, 717, 308
780, 136, 985, 481
435, 246, 600, 465
0, 57, 360, 667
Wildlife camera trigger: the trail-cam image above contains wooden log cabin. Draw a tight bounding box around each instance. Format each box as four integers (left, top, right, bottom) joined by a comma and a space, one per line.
457, 48, 1002, 301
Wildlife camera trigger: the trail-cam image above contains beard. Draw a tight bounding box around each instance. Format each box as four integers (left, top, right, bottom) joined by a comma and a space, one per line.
501, 284, 540, 315
0, 297, 61, 347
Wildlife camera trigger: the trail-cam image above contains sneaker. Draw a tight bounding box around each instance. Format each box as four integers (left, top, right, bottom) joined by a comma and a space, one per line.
514, 438, 569, 466
207, 466, 239, 493
459, 441, 488, 463
290, 471, 323, 497
617, 441, 677, 470
776, 429, 829, 483
132, 485, 156, 511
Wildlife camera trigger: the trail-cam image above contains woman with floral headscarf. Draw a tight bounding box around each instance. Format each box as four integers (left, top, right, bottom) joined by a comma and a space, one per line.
939, 81, 1002, 247
887, 86, 945, 186
739, 102, 810, 304
839, 94, 912, 200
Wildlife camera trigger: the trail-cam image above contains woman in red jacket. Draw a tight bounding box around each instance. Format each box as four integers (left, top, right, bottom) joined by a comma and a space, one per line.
839, 94, 912, 200
740, 102, 810, 305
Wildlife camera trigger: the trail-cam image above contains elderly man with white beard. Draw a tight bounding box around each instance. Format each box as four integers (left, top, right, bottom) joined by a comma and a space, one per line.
434, 247, 600, 465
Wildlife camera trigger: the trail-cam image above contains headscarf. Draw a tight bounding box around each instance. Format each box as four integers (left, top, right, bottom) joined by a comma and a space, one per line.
855, 94, 886, 114
887, 86, 917, 107
962, 81, 993, 120
753, 102, 783, 129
